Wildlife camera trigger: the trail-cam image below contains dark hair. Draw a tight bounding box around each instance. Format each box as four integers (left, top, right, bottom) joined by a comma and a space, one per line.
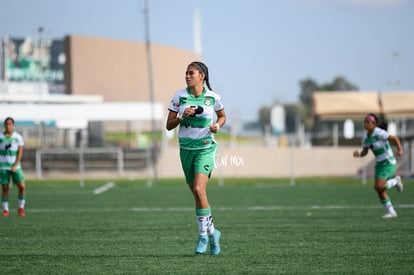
188, 61, 213, 91
378, 113, 388, 131
4, 117, 14, 125
367, 113, 387, 130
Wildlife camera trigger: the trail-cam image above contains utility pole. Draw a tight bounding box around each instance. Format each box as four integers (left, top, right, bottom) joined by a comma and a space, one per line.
144, 0, 158, 186
391, 51, 400, 89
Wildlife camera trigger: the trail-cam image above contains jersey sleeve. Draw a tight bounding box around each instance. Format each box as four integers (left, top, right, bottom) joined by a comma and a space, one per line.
167, 92, 180, 113
17, 134, 24, 147
214, 93, 224, 111
376, 127, 390, 140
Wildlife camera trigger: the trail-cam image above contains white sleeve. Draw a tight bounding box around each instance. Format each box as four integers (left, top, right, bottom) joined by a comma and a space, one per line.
17, 133, 24, 147
214, 93, 224, 111
377, 128, 390, 140
167, 92, 180, 113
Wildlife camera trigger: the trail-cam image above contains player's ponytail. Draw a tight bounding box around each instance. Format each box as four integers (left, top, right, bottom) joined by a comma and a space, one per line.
367, 113, 387, 130
378, 113, 388, 131
377, 93, 387, 130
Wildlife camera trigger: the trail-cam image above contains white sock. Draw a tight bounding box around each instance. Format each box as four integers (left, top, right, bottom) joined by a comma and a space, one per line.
18, 199, 25, 209
2, 201, 9, 212
383, 200, 396, 214
207, 216, 215, 236
196, 215, 209, 236
386, 177, 398, 189
197, 214, 215, 236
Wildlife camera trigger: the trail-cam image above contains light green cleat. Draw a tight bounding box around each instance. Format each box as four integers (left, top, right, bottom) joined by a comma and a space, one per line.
209, 229, 221, 255
195, 235, 209, 254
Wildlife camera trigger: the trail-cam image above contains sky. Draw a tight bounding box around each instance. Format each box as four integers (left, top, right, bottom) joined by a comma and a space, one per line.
1, 0, 414, 124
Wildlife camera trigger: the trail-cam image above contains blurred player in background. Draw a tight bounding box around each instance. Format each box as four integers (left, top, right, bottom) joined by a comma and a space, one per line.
166, 61, 226, 255
353, 113, 403, 218
0, 117, 26, 217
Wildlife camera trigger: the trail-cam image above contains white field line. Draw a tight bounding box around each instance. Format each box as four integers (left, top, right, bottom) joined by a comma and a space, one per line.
93, 181, 115, 195
27, 204, 414, 213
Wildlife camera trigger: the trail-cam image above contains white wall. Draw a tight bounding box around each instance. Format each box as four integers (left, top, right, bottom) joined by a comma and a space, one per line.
157, 145, 373, 178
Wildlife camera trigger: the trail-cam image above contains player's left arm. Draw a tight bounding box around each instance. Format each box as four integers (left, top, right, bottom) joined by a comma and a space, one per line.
210, 109, 226, 133
388, 135, 403, 157
12, 145, 24, 172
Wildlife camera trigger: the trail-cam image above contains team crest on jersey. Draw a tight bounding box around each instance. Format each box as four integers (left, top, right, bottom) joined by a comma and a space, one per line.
204, 98, 212, 106
202, 140, 210, 145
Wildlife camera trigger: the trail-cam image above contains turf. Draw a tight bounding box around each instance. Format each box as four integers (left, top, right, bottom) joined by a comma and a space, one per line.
0, 177, 413, 274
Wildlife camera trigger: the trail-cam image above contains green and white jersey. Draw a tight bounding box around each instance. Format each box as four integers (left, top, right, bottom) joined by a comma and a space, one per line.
168, 87, 224, 150
0, 131, 24, 170
362, 127, 396, 164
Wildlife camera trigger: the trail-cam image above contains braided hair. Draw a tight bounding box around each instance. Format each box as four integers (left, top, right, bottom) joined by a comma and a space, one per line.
189, 61, 213, 91
367, 113, 387, 130
378, 113, 388, 131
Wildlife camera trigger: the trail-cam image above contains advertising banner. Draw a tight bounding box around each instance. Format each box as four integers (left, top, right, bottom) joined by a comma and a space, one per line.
2, 37, 65, 83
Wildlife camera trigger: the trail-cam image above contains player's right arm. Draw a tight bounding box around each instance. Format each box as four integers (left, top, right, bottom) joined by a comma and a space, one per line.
165, 107, 197, 131
166, 110, 182, 131
353, 147, 369, 158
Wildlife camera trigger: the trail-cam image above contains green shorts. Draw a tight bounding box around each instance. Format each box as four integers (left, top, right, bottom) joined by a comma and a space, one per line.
0, 169, 25, 185
180, 143, 217, 184
375, 161, 396, 180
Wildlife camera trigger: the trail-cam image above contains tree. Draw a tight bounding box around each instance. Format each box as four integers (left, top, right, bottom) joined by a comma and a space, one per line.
258, 105, 271, 133
256, 76, 359, 134
320, 76, 358, 91
298, 76, 359, 129
299, 78, 319, 111
299, 76, 358, 108
284, 103, 306, 133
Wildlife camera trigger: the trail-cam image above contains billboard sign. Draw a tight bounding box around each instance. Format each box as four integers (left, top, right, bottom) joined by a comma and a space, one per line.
2, 37, 65, 83
271, 104, 285, 136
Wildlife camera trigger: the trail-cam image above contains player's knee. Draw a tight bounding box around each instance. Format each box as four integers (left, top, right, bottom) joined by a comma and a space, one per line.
374, 184, 385, 193
192, 186, 206, 199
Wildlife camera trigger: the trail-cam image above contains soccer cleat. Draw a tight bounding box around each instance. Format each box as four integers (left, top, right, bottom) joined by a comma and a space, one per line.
194, 235, 209, 254
2, 210, 9, 217
382, 212, 397, 219
18, 208, 25, 217
395, 176, 403, 192
209, 229, 221, 255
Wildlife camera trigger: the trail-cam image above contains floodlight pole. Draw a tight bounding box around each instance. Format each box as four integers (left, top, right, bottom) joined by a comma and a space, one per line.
144, 0, 158, 186
0, 38, 4, 80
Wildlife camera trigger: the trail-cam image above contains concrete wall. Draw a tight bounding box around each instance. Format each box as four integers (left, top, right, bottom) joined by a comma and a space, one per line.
64, 35, 202, 109
23, 145, 373, 180
157, 145, 373, 179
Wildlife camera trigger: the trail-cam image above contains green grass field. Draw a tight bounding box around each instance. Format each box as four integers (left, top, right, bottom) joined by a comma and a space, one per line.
1, 177, 413, 274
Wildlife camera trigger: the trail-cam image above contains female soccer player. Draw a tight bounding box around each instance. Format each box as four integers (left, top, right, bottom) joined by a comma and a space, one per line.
353, 113, 403, 218
166, 61, 226, 255
0, 117, 26, 217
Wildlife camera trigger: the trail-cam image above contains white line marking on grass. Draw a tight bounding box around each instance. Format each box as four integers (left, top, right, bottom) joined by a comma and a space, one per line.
27, 204, 414, 213
246, 204, 414, 210
93, 181, 115, 195
130, 207, 193, 212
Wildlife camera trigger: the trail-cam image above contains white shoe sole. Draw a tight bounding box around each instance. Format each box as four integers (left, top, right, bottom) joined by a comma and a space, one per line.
382, 213, 397, 219
395, 176, 403, 192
